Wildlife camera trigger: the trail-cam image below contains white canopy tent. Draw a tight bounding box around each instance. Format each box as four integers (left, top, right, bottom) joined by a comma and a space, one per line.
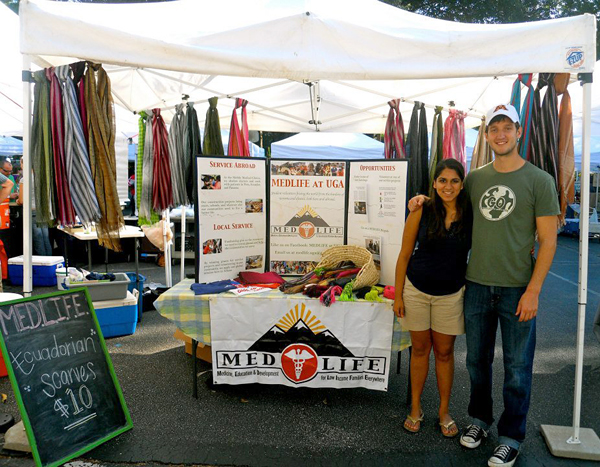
271, 132, 384, 159
17, 0, 597, 458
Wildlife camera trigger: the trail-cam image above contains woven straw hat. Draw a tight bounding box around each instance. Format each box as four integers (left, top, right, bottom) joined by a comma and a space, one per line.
316, 245, 379, 289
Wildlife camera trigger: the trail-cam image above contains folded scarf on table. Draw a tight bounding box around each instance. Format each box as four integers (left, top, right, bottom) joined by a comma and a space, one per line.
238, 271, 285, 284
190, 280, 240, 296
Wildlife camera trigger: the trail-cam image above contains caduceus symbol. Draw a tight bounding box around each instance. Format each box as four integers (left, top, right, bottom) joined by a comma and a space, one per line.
285, 348, 315, 379
300, 223, 313, 237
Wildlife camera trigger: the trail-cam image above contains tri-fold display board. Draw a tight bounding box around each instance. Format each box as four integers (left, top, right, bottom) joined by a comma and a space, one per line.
195, 156, 407, 286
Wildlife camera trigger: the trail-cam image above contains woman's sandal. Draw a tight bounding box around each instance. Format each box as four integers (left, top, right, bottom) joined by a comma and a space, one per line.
439, 418, 459, 438
403, 411, 424, 433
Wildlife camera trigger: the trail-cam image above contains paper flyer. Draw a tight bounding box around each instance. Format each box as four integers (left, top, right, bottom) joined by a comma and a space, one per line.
196, 157, 267, 282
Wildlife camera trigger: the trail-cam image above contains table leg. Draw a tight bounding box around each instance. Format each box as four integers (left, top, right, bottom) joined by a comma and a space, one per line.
135, 238, 141, 323
87, 241, 92, 271
192, 338, 198, 399
104, 247, 108, 273
63, 235, 69, 269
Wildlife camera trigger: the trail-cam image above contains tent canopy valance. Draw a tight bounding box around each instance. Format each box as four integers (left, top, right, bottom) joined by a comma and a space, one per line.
19, 0, 596, 134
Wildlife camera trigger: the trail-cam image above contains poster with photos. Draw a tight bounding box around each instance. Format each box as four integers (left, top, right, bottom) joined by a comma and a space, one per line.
196, 156, 267, 283
347, 160, 408, 285
269, 160, 347, 275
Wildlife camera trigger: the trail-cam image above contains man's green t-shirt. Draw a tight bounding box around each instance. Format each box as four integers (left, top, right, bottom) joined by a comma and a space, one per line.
465, 161, 560, 287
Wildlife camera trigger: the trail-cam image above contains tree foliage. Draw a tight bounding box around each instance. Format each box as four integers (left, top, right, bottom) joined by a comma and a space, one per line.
386, 0, 600, 60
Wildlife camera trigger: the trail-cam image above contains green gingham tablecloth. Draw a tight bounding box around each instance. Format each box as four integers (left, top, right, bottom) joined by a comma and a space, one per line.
155, 279, 412, 352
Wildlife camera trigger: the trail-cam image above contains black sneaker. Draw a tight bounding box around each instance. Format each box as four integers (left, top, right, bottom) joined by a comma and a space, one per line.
460, 424, 488, 448
488, 444, 519, 467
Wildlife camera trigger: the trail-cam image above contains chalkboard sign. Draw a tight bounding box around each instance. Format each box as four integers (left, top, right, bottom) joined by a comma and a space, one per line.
0, 289, 132, 467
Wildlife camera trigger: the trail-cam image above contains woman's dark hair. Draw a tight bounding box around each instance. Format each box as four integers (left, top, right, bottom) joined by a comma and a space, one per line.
425, 158, 468, 239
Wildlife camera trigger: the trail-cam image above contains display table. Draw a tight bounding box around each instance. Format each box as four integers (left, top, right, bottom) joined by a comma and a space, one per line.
58, 225, 145, 321
155, 279, 411, 396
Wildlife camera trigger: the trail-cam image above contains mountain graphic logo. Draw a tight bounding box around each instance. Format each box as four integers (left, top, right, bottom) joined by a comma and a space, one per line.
285, 205, 329, 239
248, 303, 354, 384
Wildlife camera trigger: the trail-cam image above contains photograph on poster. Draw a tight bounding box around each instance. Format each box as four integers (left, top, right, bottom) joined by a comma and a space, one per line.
365, 237, 382, 270
201, 174, 222, 190
245, 255, 263, 270
245, 199, 264, 213
271, 161, 345, 177
202, 238, 223, 255
354, 201, 367, 215
270, 260, 317, 275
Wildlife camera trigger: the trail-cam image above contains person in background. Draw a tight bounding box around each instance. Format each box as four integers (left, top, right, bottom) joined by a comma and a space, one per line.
18, 158, 52, 256
1, 159, 18, 201
394, 158, 471, 439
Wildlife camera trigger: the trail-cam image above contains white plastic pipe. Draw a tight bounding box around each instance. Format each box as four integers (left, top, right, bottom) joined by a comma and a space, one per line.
22, 56, 32, 297
569, 78, 592, 444
180, 206, 186, 281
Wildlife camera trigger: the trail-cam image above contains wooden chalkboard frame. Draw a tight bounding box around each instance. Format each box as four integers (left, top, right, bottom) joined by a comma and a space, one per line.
0, 288, 133, 467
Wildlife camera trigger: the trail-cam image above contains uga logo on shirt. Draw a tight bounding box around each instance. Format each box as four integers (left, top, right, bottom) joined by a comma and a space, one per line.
479, 185, 516, 221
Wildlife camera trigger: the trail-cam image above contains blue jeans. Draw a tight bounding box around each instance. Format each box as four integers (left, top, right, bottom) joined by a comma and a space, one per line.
464, 280, 536, 449
32, 213, 52, 256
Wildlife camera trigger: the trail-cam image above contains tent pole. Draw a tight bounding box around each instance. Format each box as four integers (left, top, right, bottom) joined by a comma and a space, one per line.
541, 72, 600, 460
180, 206, 186, 282
21, 56, 33, 298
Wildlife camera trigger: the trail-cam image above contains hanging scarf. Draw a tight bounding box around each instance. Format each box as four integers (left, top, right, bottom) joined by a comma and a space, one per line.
151, 108, 173, 212
470, 117, 493, 171
428, 105, 444, 193
84, 62, 123, 251
203, 97, 224, 156
228, 98, 250, 157
71, 62, 88, 144
510, 73, 534, 160
136, 111, 147, 223
186, 101, 202, 203
538, 74, 559, 190
31, 70, 56, 227
384, 99, 406, 159
555, 73, 575, 225
139, 115, 154, 222
55, 65, 101, 227
443, 109, 466, 168
168, 103, 188, 206
47, 67, 77, 226
406, 102, 429, 199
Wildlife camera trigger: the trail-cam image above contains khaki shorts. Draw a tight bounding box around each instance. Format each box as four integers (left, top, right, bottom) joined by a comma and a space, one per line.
401, 278, 465, 335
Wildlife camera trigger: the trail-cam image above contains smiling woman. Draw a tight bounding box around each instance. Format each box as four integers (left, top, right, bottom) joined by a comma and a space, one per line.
393, 158, 472, 437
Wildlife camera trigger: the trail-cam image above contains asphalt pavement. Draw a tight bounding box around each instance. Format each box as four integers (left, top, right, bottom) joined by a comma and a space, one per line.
0, 235, 599, 467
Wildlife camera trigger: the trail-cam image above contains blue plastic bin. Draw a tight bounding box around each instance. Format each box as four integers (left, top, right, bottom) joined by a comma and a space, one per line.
125, 272, 146, 318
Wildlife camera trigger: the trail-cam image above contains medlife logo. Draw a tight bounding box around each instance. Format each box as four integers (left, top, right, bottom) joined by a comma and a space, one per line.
479, 185, 516, 221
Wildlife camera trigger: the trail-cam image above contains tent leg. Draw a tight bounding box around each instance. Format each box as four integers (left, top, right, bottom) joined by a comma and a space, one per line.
180, 206, 186, 282
21, 56, 33, 297
541, 73, 600, 461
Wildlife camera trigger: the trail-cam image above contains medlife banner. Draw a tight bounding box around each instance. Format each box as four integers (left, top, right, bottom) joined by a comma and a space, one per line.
209, 296, 394, 391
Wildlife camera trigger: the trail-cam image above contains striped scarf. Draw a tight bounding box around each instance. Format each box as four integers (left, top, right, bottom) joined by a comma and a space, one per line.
168, 103, 188, 206
136, 111, 146, 219
139, 115, 154, 221
84, 62, 123, 251
384, 99, 406, 159
47, 67, 77, 226
428, 105, 443, 193
228, 98, 250, 157
555, 73, 575, 225
55, 65, 101, 227
510, 74, 534, 160
442, 109, 466, 168
470, 117, 493, 171
31, 71, 56, 227
538, 74, 559, 190
152, 108, 173, 212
